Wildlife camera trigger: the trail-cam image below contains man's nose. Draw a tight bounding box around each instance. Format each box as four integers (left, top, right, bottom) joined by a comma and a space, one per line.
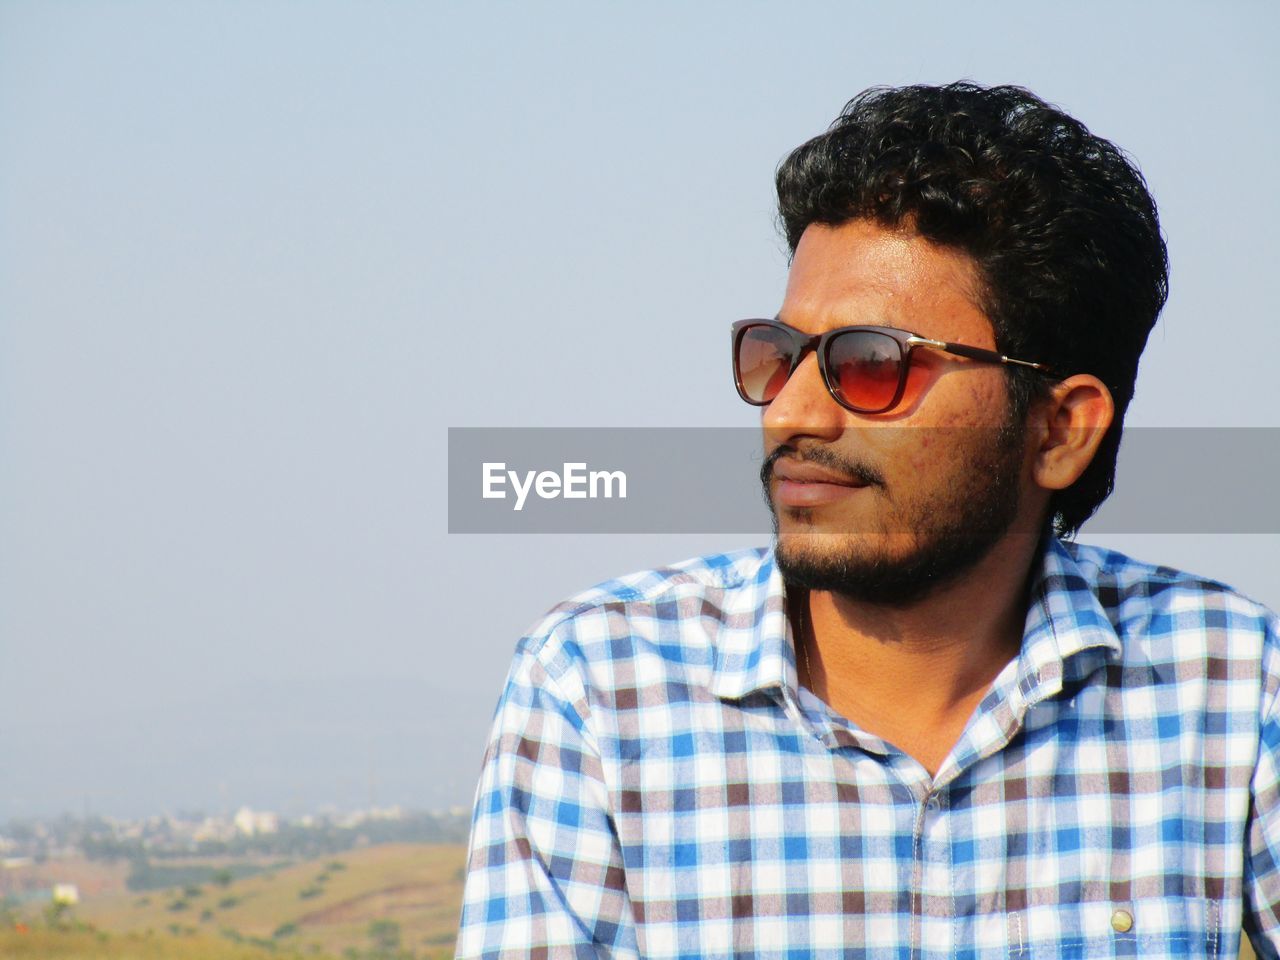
761, 352, 845, 448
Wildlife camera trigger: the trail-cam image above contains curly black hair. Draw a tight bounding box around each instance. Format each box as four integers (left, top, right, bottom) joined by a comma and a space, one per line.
776, 82, 1168, 536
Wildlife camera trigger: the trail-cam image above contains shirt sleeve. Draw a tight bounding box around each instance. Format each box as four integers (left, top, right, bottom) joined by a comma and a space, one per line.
456, 638, 637, 960
1244, 615, 1280, 960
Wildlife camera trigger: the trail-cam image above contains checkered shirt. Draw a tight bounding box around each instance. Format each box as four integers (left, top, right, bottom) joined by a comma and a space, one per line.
456, 539, 1280, 959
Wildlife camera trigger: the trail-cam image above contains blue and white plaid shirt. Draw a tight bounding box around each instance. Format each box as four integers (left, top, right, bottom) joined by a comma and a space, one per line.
457, 540, 1280, 959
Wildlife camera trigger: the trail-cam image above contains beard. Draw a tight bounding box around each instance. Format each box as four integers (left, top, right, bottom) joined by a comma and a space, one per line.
764, 420, 1029, 607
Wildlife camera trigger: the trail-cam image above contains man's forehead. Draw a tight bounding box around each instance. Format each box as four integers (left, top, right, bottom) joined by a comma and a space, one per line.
779, 220, 988, 333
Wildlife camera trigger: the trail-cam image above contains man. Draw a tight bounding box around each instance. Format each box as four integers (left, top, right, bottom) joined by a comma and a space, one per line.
456, 83, 1280, 959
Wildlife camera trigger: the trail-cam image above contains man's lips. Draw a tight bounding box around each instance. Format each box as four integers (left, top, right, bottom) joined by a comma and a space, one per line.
771, 459, 871, 507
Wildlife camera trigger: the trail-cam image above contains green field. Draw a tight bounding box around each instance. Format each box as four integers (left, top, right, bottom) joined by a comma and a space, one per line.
0, 927, 337, 960
61, 842, 467, 959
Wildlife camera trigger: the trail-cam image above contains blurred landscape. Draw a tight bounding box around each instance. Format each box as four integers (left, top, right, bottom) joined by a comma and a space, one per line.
0, 808, 467, 959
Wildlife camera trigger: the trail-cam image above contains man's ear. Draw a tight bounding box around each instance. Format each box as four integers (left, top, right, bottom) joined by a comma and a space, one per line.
1030, 375, 1115, 491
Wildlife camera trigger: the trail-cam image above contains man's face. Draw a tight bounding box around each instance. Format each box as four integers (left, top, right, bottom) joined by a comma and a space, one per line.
761, 219, 1038, 605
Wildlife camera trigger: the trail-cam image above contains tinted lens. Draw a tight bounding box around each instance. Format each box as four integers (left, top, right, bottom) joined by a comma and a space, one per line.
826, 330, 903, 411
736, 324, 796, 403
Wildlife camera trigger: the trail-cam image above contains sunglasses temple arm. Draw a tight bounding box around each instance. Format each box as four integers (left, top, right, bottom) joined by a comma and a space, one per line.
935, 340, 1049, 372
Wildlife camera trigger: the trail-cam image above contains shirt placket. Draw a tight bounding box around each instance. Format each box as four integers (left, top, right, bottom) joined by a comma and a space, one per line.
914, 786, 954, 960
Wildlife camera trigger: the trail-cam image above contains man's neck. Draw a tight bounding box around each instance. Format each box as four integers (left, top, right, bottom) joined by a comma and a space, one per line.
792, 532, 1044, 776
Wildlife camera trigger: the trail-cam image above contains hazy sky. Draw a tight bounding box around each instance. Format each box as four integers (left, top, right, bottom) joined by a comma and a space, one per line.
2, 2, 1277, 820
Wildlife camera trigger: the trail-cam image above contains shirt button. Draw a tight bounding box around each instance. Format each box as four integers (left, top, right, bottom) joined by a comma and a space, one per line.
1111, 909, 1133, 933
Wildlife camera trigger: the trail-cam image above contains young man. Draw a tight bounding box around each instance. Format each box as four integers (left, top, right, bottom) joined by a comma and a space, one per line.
456, 83, 1280, 959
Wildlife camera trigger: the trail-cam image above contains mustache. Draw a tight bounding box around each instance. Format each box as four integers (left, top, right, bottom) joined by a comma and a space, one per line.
760, 444, 886, 490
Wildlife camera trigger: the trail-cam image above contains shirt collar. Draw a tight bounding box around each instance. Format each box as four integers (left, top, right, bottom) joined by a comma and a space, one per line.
707, 547, 796, 701
1010, 536, 1123, 706
707, 538, 1123, 704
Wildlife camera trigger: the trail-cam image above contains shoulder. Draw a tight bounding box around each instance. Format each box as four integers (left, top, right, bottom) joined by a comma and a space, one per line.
506, 546, 775, 691
1062, 539, 1280, 706
1062, 539, 1275, 629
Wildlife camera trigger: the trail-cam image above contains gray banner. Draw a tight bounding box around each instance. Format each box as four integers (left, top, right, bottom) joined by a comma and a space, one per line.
447, 428, 1280, 534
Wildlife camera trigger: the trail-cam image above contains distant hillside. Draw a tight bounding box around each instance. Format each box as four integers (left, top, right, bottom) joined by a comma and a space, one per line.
74, 842, 467, 959
0, 927, 337, 960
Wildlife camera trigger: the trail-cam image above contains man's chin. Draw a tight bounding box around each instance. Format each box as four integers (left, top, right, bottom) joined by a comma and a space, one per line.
774, 530, 919, 573
775, 535, 947, 607
773, 527, 916, 547
772, 524, 1007, 608
773, 523, 919, 557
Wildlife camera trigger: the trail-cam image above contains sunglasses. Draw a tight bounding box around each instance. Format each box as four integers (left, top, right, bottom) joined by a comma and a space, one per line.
731, 318, 1053, 414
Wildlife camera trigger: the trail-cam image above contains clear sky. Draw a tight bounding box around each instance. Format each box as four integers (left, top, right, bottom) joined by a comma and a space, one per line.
2, 1, 1277, 820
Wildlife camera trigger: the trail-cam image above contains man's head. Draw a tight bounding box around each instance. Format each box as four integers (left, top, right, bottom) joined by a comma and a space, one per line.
773, 82, 1168, 538
754, 83, 1167, 604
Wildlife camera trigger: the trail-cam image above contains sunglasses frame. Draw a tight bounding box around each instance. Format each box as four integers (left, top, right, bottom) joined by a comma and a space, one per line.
731, 318, 1053, 414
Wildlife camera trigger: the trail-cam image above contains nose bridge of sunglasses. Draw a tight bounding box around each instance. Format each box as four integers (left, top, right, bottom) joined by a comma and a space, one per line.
774, 348, 844, 412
